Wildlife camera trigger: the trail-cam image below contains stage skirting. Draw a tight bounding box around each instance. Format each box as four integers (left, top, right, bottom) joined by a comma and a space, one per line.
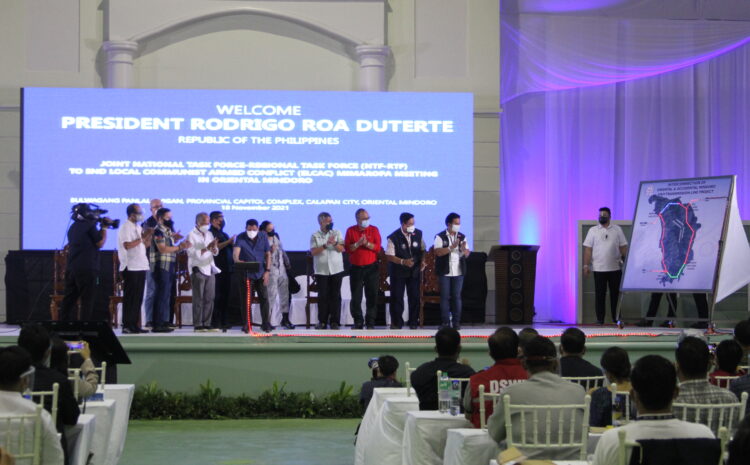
0, 325, 732, 395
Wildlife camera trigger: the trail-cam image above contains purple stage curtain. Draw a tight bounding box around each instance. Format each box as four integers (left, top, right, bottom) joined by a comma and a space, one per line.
500, 11, 750, 322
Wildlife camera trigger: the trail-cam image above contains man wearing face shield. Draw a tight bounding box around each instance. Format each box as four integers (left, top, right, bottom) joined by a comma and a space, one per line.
233, 219, 272, 333
385, 212, 426, 329
582, 207, 628, 325
310, 212, 345, 329
0, 345, 64, 465
117, 203, 152, 334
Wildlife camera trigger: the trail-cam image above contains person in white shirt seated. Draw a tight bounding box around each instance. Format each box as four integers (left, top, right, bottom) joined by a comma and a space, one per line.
0, 345, 64, 465
592, 355, 716, 465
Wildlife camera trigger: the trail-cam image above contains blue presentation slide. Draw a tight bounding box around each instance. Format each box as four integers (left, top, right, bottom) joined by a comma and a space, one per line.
621, 176, 733, 291
22, 88, 473, 250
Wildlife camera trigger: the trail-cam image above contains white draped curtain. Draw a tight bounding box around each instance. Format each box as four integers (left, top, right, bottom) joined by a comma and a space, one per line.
500, 4, 750, 322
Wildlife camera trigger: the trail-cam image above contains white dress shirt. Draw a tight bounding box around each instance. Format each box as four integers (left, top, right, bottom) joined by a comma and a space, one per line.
434, 231, 463, 276
0, 389, 64, 465
310, 229, 344, 275
117, 219, 149, 272
187, 228, 220, 276
583, 223, 628, 272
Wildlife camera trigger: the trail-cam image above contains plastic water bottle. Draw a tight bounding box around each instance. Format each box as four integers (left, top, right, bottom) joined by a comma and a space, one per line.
449, 379, 461, 416
438, 373, 451, 413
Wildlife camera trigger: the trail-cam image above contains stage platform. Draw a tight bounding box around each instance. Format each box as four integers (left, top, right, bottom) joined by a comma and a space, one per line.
0, 323, 735, 395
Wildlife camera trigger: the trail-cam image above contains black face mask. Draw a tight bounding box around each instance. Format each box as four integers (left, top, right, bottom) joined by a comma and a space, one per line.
219, 220, 226, 229
325, 222, 334, 232
267, 230, 275, 237
598, 216, 608, 225
163, 219, 174, 230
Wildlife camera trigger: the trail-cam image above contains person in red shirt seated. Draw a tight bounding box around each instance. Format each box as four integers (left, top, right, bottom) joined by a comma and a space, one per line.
463, 327, 528, 427
709, 339, 746, 387
345, 208, 382, 329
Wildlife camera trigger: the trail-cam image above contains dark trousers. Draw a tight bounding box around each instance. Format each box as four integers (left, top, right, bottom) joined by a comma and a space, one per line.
122, 269, 146, 329
593, 270, 621, 323
239, 274, 269, 327
350, 263, 379, 326
439, 275, 463, 327
390, 274, 420, 327
316, 273, 343, 325
212, 271, 232, 327
152, 265, 175, 326
60, 270, 97, 321
647, 293, 708, 321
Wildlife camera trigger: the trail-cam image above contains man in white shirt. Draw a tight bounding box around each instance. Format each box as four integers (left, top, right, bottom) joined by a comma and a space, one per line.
309, 212, 345, 329
582, 207, 628, 324
117, 203, 152, 334
434, 212, 470, 330
0, 346, 64, 465
187, 212, 220, 332
592, 355, 716, 465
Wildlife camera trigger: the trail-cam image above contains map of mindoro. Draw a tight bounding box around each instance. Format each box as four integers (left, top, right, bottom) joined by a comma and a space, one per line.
648, 195, 701, 285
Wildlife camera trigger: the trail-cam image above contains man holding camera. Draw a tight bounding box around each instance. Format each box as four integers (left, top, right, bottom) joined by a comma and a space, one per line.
60, 203, 108, 321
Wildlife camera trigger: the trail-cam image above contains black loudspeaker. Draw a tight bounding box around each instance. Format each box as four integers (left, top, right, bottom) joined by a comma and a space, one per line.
489, 245, 539, 324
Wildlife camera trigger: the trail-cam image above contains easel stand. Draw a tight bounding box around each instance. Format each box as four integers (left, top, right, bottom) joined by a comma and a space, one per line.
234, 262, 260, 335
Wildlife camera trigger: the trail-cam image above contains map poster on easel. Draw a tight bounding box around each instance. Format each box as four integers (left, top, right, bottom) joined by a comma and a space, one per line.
621, 176, 733, 292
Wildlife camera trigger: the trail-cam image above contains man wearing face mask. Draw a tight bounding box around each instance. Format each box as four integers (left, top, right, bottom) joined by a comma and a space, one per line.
150, 208, 192, 333
233, 219, 272, 333
0, 345, 64, 465
117, 203, 152, 334
187, 212, 220, 332
141, 198, 163, 328
310, 212, 345, 329
345, 208, 382, 329
209, 211, 236, 331
18, 324, 80, 464
385, 212, 426, 329
583, 207, 628, 325
260, 221, 294, 330
434, 212, 471, 330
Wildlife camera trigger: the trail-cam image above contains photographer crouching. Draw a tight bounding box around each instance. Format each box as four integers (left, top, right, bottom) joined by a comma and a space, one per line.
60, 203, 119, 321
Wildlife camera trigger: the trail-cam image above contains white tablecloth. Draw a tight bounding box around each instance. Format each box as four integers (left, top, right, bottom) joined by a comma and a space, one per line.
85, 398, 116, 465
103, 384, 135, 465
442, 428, 499, 465
66, 413, 96, 465
355, 388, 415, 465
402, 411, 471, 465
362, 396, 420, 465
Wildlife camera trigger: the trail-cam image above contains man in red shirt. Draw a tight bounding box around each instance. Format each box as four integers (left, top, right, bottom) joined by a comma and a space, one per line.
345, 208, 382, 329
463, 327, 528, 428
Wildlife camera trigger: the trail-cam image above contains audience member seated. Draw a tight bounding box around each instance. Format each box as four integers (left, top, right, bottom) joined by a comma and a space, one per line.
463, 327, 527, 427
734, 319, 750, 364
709, 339, 746, 386
675, 336, 737, 408
559, 327, 602, 378
589, 346, 633, 427
517, 327, 538, 357
727, 413, 750, 465
0, 345, 64, 465
50, 338, 99, 401
359, 355, 402, 410
410, 328, 475, 410
592, 355, 716, 465
487, 336, 585, 460
18, 325, 80, 464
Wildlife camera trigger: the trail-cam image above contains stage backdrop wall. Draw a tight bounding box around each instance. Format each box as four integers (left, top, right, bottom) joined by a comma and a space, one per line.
0, 0, 500, 322
500, 4, 750, 322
